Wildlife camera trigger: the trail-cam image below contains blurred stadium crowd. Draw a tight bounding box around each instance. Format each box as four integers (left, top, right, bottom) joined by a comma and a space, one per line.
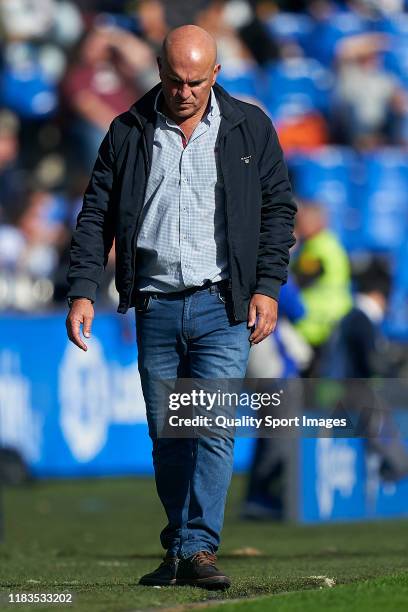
2, 0, 408, 516
1, 0, 408, 348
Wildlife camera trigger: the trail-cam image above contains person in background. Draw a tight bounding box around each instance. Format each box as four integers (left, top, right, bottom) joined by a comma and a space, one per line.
291, 199, 352, 375
323, 258, 392, 379
322, 257, 408, 481
137, 0, 169, 52
332, 33, 407, 148
0, 110, 23, 223
163, 0, 211, 28
223, 0, 279, 66
62, 26, 156, 171
242, 276, 312, 520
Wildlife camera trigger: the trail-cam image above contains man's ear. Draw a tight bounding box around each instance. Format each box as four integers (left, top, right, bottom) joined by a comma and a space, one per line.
212, 63, 221, 84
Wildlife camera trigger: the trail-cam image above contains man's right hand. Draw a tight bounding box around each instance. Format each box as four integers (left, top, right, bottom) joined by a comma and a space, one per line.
66, 298, 94, 352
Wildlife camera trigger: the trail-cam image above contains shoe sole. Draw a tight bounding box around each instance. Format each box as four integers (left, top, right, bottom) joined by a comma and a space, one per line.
177, 576, 231, 590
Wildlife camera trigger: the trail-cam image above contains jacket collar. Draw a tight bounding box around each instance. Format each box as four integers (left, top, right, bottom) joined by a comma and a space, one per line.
128, 82, 245, 128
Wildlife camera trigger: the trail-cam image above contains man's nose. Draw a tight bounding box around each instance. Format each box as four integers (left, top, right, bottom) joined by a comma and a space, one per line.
178, 84, 191, 100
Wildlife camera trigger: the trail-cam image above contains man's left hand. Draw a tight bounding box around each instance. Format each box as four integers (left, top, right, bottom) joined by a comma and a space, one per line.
247, 294, 278, 345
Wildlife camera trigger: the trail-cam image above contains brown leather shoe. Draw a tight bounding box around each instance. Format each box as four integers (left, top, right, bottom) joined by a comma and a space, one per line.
177, 551, 231, 590
139, 555, 178, 586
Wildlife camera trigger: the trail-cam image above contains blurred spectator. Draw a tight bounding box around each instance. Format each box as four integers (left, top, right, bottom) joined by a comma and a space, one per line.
349, 0, 405, 16
0, 0, 83, 46
246, 277, 312, 380
242, 277, 312, 520
0, 184, 69, 310
196, 0, 248, 67
1, 0, 56, 41
137, 0, 169, 51
164, 0, 212, 28
323, 257, 392, 378
9, 188, 68, 276
321, 256, 408, 481
0, 0, 84, 110
62, 26, 156, 171
0, 0, 84, 173
0, 0, 408, 322
332, 33, 408, 147
0, 110, 24, 223
223, 0, 279, 65
291, 200, 352, 373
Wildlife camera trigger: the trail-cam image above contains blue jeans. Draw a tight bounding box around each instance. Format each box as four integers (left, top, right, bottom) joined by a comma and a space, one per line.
136, 283, 251, 558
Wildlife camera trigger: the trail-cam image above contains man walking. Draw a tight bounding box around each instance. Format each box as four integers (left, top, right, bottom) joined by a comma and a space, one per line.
66, 25, 296, 590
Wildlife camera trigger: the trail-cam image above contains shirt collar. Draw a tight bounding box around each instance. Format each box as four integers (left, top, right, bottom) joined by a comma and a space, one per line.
208, 87, 220, 119
154, 87, 220, 126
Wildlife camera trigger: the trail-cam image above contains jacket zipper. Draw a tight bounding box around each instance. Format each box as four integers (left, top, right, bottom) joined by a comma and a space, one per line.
219, 118, 245, 319
126, 118, 151, 308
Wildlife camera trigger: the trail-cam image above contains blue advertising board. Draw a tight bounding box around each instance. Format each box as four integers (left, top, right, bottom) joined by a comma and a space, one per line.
0, 313, 406, 522
299, 437, 408, 522
0, 312, 253, 477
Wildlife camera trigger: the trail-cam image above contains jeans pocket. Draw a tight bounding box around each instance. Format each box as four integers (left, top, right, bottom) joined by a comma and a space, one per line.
134, 294, 152, 313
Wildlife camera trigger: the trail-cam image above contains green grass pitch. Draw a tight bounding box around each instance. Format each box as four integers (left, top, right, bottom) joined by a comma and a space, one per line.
0, 476, 407, 611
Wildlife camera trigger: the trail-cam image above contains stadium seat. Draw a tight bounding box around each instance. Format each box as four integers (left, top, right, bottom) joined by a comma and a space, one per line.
385, 287, 408, 341
216, 64, 267, 106
0, 69, 58, 119
357, 150, 408, 253
379, 13, 408, 37
383, 40, 408, 87
264, 58, 334, 121
0, 43, 58, 119
305, 11, 370, 65
266, 11, 314, 50
384, 237, 408, 340
288, 147, 359, 250
379, 14, 408, 86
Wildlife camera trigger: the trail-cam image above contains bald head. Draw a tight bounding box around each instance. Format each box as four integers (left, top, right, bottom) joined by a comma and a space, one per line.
161, 25, 217, 69
157, 25, 220, 123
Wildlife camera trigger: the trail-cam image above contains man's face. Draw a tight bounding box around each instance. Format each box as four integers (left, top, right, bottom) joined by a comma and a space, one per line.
158, 54, 220, 121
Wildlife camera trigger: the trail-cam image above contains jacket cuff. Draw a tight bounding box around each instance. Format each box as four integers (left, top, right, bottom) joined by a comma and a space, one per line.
254, 278, 283, 302
67, 278, 98, 303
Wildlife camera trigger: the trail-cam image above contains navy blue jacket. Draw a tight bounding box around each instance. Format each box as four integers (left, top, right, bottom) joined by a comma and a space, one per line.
67, 83, 297, 321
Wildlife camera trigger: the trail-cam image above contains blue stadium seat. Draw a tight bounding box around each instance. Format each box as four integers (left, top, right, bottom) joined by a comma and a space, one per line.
384, 241, 408, 340
305, 11, 370, 65
0, 68, 57, 119
266, 12, 314, 50
383, 41, 408, 87
264, 58, 333, 121
217, 65, 267, 106
357, 150, 408, 253
379, 13, 408, 37
288, 147, 359, 250
379, 14, 408, 85
0, 43, 58, 119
